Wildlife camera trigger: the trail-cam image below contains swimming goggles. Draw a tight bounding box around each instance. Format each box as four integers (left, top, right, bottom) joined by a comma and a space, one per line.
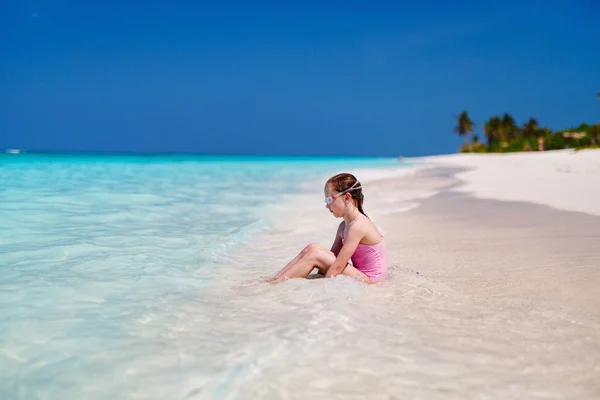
325, 181, 362, 205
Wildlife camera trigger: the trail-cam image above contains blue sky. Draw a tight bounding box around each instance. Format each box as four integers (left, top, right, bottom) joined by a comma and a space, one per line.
1, 1, 599, 157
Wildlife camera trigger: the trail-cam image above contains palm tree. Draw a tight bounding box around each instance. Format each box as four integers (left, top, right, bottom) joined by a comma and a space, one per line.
540, 127, 552, 137
484, 116, 502, 145
501, 113, 520, 141
454, 111, 475, 143
522, 117, 539, 138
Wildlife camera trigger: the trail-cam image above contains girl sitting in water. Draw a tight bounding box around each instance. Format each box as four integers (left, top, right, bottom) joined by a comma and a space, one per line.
271, 173, 388, 284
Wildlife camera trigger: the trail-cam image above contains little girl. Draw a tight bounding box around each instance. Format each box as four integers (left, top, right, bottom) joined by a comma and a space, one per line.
271, 173, 388, 284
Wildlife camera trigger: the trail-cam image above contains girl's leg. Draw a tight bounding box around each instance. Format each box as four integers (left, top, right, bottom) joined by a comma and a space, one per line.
272, 244, 314, 280
271, 243, 331, 283
272, 243, 372, 284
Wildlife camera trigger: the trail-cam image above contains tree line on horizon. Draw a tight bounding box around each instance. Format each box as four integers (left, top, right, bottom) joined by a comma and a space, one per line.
454, 92, 600, 153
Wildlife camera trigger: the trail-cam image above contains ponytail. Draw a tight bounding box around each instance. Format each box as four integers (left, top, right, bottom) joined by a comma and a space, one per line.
357, 192, 368, 218
358, 204, 368, 218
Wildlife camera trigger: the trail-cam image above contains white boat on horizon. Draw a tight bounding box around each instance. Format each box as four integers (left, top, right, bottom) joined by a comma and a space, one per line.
5, 149, 22, 154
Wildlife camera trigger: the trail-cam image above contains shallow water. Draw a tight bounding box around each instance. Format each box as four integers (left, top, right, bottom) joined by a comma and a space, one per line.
0, 153, 415, 399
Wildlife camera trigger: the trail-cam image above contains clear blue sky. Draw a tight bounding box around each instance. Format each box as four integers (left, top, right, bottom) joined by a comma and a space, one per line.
1, 1, 599, 156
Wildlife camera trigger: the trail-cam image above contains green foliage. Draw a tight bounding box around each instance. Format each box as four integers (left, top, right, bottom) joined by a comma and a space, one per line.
460, 142, 487, 153
454, 111, 475, 140
588, 124, 600, 144
501, 113, 520, 140
579, 123, 591, 132
539, 127, 552, 137
543, 131, 590, 150
455, 111, 598, 153
501, 137, 538, 153
562, 123, 591, 133
544, 133, 566, 150
484, 116, 502, 145
522, 117, 539, 138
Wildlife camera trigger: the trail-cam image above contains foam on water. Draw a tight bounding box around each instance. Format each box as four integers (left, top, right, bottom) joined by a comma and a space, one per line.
0, 153, 415, 399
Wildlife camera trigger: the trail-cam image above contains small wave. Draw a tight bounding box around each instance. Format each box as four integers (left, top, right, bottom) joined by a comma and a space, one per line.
209, 218, 271, 261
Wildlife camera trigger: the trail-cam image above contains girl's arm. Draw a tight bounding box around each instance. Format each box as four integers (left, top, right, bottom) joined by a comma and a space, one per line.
325, 223, 365, 278
329, 222, 344, 256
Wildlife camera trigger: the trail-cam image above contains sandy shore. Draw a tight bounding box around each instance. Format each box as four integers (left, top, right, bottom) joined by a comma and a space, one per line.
369, 160, 600, 319
415, 149, 600, 216
188, 150, 600, 399
363, 150, 600, 398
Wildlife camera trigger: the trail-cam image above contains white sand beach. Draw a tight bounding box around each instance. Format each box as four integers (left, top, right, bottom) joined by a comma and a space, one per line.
418, 149, 600, 216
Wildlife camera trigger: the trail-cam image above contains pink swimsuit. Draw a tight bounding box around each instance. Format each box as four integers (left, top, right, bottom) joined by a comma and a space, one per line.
341, 227, 389, 281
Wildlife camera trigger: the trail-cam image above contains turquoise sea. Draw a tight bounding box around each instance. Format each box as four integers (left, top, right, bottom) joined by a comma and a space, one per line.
0, 152, 411, 399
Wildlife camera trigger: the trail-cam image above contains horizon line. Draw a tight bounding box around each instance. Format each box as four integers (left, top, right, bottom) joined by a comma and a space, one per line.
2, 149, 418, 159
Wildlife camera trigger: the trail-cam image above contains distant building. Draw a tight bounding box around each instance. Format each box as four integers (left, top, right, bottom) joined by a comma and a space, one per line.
562, 131, 587, 139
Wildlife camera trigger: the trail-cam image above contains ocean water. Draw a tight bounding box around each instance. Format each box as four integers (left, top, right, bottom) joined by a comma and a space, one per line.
0, 153, 415, 399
